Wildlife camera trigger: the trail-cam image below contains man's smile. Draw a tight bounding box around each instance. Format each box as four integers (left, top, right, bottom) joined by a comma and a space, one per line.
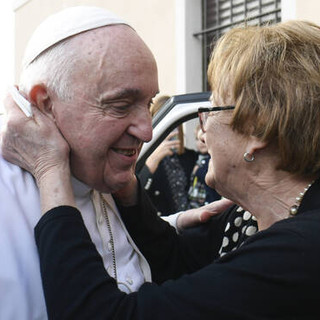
112, 147, 137, 157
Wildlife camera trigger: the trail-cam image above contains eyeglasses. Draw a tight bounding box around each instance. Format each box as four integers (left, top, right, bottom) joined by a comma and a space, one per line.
198, 106, 235, 132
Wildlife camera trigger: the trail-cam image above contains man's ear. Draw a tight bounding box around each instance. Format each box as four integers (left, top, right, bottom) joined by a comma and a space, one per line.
29, 85, 55, 120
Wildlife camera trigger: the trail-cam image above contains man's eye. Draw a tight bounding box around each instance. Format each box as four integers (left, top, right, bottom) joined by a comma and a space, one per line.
102, 105, 131, 118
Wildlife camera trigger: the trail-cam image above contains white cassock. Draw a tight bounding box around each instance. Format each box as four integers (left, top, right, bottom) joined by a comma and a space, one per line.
0, 149, 151, 319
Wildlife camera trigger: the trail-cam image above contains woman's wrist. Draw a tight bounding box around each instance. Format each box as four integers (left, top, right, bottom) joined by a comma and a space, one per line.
37, 164, 76, 214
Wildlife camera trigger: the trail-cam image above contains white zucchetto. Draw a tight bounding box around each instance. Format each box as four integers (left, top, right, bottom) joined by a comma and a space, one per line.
22, 6, 130, 68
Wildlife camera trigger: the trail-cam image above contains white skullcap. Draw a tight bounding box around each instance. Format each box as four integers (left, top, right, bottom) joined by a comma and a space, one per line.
22, 6, 130, 68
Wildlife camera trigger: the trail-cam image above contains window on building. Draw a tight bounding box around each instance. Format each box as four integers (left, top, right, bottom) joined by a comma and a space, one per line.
196, 0, 281, 90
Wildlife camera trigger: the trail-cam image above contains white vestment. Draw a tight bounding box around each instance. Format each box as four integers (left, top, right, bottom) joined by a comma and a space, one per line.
0, 150, 151, 320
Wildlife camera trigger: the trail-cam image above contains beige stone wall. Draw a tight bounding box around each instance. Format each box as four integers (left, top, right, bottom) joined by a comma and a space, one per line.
295, 0, 320, 25
14, 0, 177, 96
282, 0, 320, 24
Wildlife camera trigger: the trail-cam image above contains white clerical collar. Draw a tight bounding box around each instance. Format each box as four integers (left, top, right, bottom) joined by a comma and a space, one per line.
71, 175, 92, 198
69, 176, 120, 216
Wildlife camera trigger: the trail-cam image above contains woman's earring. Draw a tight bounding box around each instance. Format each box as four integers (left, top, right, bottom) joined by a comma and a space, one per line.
244, 152, 255, 162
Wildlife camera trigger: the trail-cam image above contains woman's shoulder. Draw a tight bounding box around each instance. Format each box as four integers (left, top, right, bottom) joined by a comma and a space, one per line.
239, 209, 320, 260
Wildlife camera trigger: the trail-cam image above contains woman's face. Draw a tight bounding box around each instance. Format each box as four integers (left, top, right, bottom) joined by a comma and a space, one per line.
201, 107, 248, 199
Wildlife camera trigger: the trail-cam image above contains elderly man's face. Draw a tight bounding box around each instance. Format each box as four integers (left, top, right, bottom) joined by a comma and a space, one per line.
51, 26, 159, 192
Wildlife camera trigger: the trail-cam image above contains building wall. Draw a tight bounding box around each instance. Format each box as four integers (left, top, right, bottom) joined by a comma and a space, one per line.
282, 0, 320, 24
296, 0, 320, 24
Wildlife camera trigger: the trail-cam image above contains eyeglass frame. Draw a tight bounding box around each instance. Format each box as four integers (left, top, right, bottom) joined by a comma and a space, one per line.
198, 106, 235, 132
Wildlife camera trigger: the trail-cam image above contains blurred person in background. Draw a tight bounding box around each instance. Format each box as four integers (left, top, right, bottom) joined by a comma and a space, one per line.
188, 124, 221, 208
138, 95, 198, 216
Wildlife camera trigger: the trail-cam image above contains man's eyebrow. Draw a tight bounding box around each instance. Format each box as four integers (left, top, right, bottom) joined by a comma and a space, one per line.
99, 88, 142, 102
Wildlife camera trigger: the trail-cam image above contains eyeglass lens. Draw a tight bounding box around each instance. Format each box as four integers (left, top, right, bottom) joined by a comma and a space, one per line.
199, 112, 208, 132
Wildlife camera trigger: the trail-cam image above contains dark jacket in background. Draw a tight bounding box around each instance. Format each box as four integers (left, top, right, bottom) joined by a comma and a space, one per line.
138, 149, 198, 216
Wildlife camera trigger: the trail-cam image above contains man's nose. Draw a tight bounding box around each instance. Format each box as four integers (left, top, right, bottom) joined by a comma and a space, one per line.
128, 107, 153, 142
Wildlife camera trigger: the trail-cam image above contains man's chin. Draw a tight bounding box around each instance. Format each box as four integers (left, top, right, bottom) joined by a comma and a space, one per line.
101, 173, 134, 194
205, 172, 215, 189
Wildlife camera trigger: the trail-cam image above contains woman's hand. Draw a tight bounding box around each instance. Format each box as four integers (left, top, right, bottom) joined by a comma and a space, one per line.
145, 130, 180, 173
1, 93, 69, 181
1, 92, 75, 213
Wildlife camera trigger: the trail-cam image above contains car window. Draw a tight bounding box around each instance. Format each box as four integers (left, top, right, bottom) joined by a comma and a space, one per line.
136, 92, 211, 173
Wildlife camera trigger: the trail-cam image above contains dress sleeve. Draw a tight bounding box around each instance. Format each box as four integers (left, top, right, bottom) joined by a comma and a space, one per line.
35, 206, 138, 320
136, 165, 153, 189
35, 205, 318, 319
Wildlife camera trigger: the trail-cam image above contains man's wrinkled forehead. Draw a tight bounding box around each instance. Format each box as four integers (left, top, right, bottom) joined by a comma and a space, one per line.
23, 6, 131, 68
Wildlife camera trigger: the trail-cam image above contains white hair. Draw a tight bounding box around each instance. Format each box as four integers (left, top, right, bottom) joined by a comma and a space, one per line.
18, 6, 130, 100
19, 38, 80, 101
